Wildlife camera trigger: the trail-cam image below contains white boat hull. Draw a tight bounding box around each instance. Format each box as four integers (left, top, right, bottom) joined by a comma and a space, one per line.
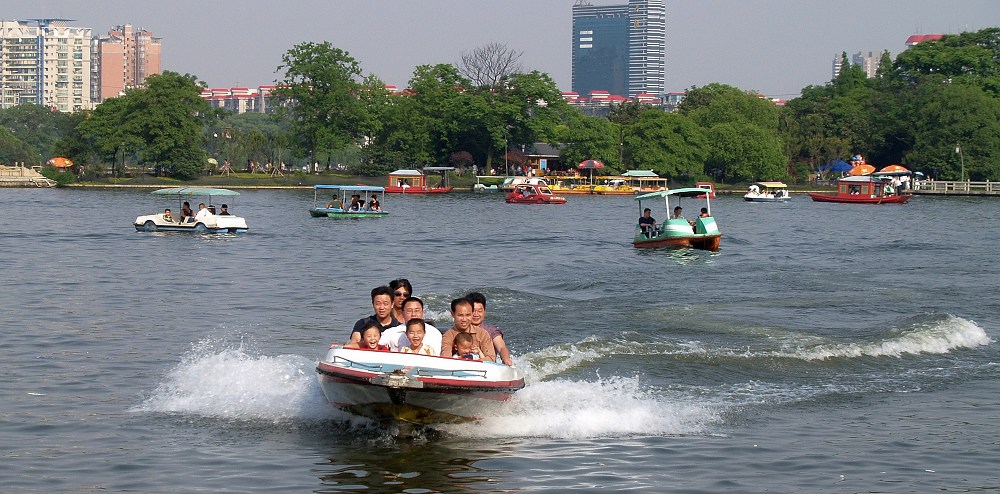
316, 348, 525, 424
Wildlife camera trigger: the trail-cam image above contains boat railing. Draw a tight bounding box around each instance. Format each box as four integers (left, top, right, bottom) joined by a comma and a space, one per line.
331, 354, 489, 378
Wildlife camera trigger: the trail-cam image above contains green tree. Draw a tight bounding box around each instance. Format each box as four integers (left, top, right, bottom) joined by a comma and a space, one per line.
559, 113, 620, 169
77, 72, 208, 179
893, 28, 1000, 96
274, 42, 365, 166
0, 127, 38, 164
626, 111, 709, 180
905, 82, 1000, 180
708, 122, 786, 181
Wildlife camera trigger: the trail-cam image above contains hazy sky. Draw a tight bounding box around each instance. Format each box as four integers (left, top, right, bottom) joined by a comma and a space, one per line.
12, 1, 1000, 98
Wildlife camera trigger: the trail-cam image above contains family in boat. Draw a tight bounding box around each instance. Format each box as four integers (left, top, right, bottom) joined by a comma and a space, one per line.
331, 279, 514, 366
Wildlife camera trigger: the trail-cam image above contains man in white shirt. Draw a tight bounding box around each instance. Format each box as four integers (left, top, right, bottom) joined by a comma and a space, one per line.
379, 296, 442, 354
194, 203, 212, 222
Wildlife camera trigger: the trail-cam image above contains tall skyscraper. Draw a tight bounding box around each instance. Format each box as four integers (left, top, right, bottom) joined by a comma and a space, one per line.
572, 0, 666, 99
0, 19, 93, 112
95, 24, 162, 102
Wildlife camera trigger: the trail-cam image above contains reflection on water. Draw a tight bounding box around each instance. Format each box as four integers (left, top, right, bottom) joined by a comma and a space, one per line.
312, 428, 516, 493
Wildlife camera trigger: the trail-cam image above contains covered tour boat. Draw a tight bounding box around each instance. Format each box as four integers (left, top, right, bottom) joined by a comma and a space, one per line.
744, 182, 791, 202
807, 175, 910, 204
385, 167, 455, 194
634, 188, 721, 251
316, 347, 525, 424
134, 187, 248, 233
505, 182, 567, 204
309, 185, 387, 218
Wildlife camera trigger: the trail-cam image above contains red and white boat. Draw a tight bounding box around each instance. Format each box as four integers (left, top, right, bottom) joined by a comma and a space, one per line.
316, 347, 525, 424
808, 175, 910, 204
505, 183, 567, 204
695, 181, 717, 199
384, 167, 455, 194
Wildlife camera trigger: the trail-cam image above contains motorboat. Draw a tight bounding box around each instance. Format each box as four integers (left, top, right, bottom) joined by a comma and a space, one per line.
633, 188, 721, 251
808, 175, 910, 204
134, 187, 248, 233
505, 183, 567, 204
695, 182, 717, 199
591, 179, 634, 195
385, 167, 454, 194
500, 176, 548, 191
744, 181, 791, 202
316, 347, 525, 424
309, 185, 388, 218
472, 175, 500, 193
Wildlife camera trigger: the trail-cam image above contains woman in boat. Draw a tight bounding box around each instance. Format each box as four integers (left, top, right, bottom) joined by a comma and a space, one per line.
368, 196, 381, 211
388, 278, 412, 323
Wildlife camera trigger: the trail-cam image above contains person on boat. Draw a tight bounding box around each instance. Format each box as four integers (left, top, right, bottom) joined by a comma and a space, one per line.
379, 296, 443, 354
467, 292, 513, 366
194, 203, 212, 222
638, 208, 656, 237
218, 204, 232, 216
699, 207, 710, 218
348, 195, 362, 211
452, 332, 482, 360
672, 206, 696, 226
163, 208, 174, 222
326, 194, 343, 209
181, 201, 194, 223
346, 286, 400, 347
388, 278, 412, 323
400, 318, 435, 355
440, 297, 496, 361
368, 196, 381, 211
344, 321, 389, 351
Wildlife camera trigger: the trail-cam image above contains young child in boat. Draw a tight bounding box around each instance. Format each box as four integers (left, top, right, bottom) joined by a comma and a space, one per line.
400, 318, 434, 355
345, 321, 389, 351
453, 332, 482, 360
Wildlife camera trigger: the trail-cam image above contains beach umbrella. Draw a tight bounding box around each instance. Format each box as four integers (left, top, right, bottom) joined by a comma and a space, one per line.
578, 159, 605, 183
46, 157, 73, 169
848, 164, 875, 176
879, 164, 909, 173
207, 157, 219, 165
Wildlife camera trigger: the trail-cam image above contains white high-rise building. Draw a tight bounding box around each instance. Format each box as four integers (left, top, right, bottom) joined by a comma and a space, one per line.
0, 19, 93, 112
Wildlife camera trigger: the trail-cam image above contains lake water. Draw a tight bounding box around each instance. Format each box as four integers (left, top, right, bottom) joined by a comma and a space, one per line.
1, 187, 998, 493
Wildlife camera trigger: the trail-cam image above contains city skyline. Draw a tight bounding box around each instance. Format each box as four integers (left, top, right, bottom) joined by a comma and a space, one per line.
8, 0, 1000, 99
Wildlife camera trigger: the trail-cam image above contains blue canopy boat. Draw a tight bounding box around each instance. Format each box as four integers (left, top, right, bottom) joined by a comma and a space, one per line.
310, 185, 388, 218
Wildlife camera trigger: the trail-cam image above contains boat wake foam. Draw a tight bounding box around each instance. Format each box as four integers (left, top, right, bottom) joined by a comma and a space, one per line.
134, 337, 719, 438
133, 340, 346, 423
436, 376, 717, 439
791, 315, 992, 361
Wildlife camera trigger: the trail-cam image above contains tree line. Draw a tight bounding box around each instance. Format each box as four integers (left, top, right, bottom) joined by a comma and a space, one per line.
1, 28, 997, 183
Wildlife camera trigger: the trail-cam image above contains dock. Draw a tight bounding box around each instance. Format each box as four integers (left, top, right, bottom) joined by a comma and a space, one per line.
909, 180, 1000, 196
0, 165, 56, 187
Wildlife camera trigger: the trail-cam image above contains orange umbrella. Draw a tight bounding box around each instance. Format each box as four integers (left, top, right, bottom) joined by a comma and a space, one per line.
848, 164, 875, 176
880, 164, 909, 173
47, 157, 74, 169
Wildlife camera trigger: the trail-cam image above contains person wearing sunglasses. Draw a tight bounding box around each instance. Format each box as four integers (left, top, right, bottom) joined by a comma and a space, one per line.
388, 278, 413, 323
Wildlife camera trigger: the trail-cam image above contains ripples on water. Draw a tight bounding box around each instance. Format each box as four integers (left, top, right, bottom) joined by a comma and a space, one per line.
2, 188, 999, 492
